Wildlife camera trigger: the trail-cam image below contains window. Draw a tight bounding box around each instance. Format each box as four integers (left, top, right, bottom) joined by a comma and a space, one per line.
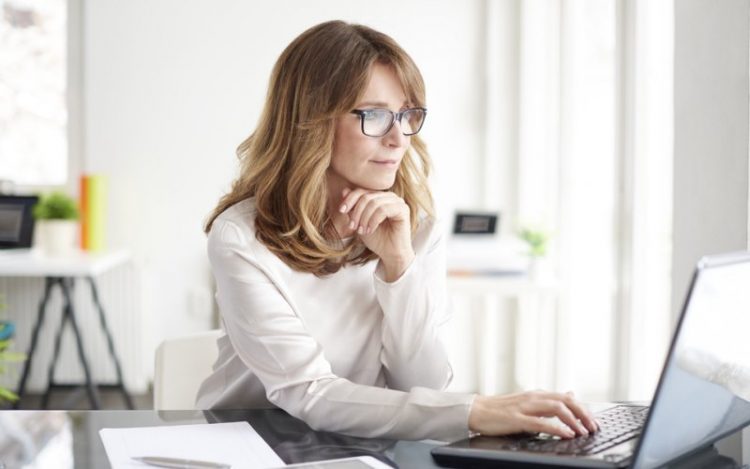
0, 0, 67, 186
513, 0, 673, 401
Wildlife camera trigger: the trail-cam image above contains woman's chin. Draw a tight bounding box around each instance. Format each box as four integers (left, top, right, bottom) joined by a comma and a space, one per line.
356, 176, 397, 191
360, 183, 394, 191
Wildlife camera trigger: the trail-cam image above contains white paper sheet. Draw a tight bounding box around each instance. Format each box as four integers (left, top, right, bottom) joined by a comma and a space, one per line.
99, 421, 285, 468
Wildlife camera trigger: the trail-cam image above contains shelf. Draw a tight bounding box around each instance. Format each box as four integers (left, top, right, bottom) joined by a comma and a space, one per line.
447, 274, 558, 296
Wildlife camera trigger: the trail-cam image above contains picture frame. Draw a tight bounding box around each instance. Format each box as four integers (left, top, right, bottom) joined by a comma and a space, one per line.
452, 211, 499, 235
0, 195, 39, 249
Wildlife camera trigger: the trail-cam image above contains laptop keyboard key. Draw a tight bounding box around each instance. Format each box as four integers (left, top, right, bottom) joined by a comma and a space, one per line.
512, 405, 647, 456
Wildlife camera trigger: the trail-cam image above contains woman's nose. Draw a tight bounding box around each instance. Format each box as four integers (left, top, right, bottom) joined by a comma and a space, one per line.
382, 120, 408, 147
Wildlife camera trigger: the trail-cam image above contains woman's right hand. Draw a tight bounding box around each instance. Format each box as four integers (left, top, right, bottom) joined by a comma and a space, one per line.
468, 391, 599, 439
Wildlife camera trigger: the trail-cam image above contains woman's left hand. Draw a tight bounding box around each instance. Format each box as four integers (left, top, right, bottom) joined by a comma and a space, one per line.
338, 188, 415, 281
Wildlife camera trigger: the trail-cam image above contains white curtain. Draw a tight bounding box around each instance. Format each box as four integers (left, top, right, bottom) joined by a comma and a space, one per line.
475, 0, 673, 401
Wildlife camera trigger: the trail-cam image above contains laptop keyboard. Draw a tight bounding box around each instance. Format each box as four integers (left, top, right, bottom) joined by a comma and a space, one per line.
511, 405, 649, 456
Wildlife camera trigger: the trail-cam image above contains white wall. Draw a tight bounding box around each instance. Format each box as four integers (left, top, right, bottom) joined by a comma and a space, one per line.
673, 0, 749, 318
82, 0, 486, 380
673, 0, 749, 462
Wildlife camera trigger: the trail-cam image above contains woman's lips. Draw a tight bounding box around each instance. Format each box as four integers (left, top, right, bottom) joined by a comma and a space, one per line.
370, 160, 398, 166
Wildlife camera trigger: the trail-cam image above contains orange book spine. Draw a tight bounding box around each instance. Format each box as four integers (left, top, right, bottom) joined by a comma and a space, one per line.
87, 175, 106, 252
80, 174, 89, 250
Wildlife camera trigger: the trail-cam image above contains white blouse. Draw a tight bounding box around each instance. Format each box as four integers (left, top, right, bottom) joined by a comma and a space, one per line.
195, 198, 476, 441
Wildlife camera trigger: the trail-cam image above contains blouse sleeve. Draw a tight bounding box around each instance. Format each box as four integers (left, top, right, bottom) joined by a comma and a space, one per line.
208, 218, 475, 441
373, 218, 455, 392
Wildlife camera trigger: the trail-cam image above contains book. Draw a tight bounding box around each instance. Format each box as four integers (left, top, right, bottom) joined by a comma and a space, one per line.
79, 174, 107, 252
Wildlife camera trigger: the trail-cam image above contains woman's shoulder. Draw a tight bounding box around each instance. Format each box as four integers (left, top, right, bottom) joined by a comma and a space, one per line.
207, 198, 259, 249
206, 197, 296, 288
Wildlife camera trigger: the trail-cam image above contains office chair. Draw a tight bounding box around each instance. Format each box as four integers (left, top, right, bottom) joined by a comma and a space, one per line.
153, 329, 222, 410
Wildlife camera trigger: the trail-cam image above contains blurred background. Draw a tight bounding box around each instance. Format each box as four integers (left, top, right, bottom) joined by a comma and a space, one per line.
0, 0, 747, 412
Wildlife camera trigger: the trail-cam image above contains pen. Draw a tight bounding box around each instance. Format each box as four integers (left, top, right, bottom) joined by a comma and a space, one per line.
131, 456, 231, 468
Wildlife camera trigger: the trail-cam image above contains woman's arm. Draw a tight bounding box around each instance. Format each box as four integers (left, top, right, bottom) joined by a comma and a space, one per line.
336, 188, 453, 391
372, 217, 455, 391
209, 216, 598, 441
208, 219, 474, 441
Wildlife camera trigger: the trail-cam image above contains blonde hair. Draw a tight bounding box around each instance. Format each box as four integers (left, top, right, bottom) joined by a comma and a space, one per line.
205, 20, 434, 276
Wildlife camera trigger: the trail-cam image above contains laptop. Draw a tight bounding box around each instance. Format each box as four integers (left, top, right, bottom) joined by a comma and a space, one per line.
432, 251, 750, 468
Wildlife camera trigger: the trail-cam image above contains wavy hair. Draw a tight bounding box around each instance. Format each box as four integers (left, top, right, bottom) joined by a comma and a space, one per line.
205, 20, 434, 276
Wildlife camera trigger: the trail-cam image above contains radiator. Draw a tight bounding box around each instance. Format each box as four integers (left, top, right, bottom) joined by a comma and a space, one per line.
0, 261, 147, 395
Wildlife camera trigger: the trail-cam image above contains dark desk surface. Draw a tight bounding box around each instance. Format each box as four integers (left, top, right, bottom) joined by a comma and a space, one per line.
0, 409, 743, 468
0, 409, 442, 468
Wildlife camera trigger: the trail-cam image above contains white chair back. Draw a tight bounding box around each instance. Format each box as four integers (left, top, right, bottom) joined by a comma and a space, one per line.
153, 329, 222, 410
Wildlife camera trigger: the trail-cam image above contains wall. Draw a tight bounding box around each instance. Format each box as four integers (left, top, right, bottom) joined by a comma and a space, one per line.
673, 0, 749, 462
673, 0, 749, 316
82, 0, 486, 382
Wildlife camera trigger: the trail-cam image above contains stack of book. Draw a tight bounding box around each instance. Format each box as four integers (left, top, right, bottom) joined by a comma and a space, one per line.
79, 174, 107, 251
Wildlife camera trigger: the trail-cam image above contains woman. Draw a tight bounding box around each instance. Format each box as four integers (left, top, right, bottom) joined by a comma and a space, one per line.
196, 20, 598, 442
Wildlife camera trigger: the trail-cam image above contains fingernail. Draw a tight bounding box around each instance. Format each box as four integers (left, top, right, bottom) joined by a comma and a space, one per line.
565, 429, 576, 438
349, 221, 356, 229
358, 226, 364, 235
366, 226, 372, 234
339, 204, 347, 213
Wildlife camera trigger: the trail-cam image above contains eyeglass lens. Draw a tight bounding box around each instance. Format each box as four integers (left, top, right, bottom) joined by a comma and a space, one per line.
362, 109, 425, 137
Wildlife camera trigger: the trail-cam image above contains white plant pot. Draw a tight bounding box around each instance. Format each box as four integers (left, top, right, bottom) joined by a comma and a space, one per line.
529, 257, 553, 283
37, 220, 78, 257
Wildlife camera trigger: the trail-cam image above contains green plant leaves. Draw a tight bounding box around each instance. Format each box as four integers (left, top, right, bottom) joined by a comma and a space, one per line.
0, 386, 19, 402
0, 316, 25, 403
520, 228, 549, 257
33, 192, 80, 220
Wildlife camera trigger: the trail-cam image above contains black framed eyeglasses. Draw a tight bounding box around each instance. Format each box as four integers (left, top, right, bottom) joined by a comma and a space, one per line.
350, 107, 427, 137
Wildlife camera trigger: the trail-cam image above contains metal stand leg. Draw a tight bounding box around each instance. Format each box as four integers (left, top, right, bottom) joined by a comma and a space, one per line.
41, 293, 69, 410
59, 278, 101, 409
16, 274, 132, 410
13, 277, 54, 409
87, 276, 134, 409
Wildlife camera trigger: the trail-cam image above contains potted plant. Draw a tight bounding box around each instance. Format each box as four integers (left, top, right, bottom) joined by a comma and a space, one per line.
33, 191, 80, 257
519, 227, 552, 282
0, 294, 24, 405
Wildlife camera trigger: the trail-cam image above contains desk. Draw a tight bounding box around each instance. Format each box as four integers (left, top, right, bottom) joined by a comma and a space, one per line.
0, 249, 134, 410
0, 408, 743, 468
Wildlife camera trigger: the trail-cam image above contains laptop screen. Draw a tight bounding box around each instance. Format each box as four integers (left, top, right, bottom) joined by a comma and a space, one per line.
633, 254, 750, 468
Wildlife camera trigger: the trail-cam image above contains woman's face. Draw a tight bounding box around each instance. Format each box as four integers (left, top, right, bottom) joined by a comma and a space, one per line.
329, 63, 411, 193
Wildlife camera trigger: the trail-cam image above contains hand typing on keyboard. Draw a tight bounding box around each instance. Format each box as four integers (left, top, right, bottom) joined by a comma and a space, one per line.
467, 390, 599, 439
510, 405, 646, 456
